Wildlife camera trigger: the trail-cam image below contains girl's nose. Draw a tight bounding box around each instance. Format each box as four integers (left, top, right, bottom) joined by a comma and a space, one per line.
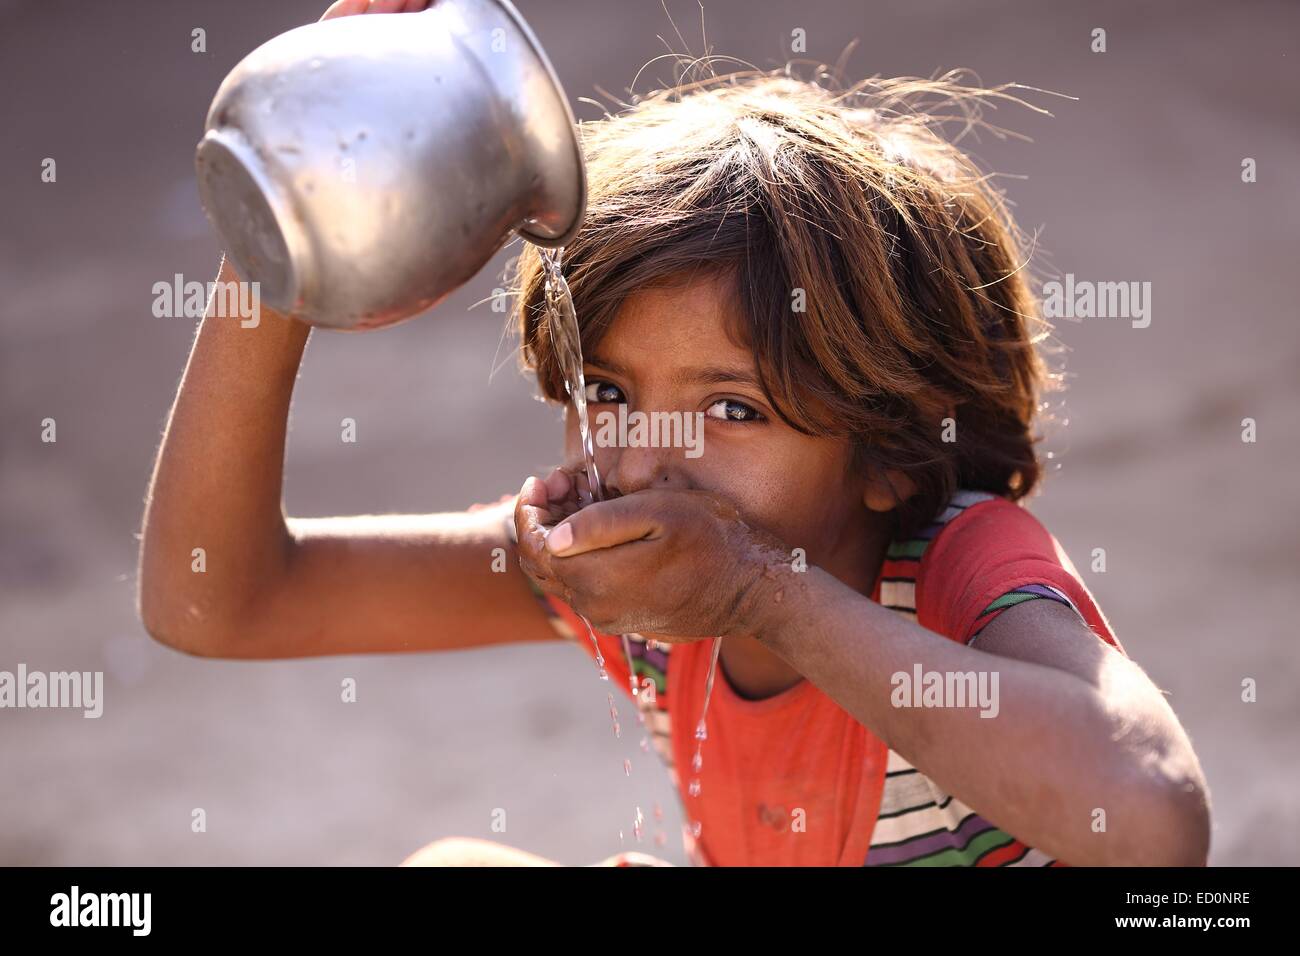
602, 442, 693, 497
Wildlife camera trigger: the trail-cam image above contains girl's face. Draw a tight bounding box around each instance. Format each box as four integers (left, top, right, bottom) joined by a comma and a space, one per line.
562, 271, 890, 597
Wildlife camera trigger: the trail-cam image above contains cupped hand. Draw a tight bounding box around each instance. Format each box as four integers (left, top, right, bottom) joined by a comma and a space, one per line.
514, 476, 793, 641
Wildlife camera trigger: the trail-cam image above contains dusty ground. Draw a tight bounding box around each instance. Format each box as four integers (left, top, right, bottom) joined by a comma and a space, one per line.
1, 0, 1297, 865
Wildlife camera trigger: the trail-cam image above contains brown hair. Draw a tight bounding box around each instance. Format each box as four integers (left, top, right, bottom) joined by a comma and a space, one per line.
513, 69, 1055, 537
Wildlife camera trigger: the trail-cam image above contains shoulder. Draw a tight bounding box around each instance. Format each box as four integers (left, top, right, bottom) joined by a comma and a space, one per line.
923, 494, 1058, 571
914, 493, 1121, 651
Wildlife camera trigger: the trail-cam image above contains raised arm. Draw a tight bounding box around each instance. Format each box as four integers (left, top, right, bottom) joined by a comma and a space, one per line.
138, 257, 556, 659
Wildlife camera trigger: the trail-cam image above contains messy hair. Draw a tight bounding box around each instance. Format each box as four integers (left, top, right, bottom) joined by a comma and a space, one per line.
513, 68, 1055, 538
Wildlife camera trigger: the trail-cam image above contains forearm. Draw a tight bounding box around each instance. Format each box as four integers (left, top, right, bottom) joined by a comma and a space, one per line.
751, 568, 1206, 865
139, 256, 310, 652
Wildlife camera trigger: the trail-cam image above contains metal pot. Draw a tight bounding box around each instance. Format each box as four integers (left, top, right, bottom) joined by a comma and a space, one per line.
194, 0, 585, 329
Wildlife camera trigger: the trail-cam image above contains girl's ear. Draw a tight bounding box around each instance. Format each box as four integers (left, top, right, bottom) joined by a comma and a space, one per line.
863, 468, 917, 514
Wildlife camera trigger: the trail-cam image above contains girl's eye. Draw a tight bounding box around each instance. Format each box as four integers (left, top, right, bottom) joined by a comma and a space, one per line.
584, 380, 624, 404
705, 398, 764, 423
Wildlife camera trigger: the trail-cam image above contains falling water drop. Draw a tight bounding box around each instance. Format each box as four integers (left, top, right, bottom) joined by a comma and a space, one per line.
577, 613, 609, 680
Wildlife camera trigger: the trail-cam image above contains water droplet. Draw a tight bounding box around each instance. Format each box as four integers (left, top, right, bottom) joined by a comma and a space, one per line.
694, 720, 707, 741
623, 759, 632, 776
691, 751, 702, 772
639, 736, 649, 753
691, 821, 703, 838
633, 807, 645, 842
688, 779, 701, 797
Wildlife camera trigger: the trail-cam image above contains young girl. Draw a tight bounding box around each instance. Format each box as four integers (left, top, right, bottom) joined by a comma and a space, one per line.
139, 0, 1210, 867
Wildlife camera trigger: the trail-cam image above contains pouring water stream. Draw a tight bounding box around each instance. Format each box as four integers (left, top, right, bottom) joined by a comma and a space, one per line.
538, 245, 722, 844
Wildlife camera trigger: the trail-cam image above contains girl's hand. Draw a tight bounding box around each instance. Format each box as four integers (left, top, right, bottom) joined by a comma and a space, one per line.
320, 0, 433, 22
514, 476, 791, 641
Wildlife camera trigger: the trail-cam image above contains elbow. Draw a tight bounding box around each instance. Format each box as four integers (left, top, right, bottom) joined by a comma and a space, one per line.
138, 578, 238, 659
1153, 776, 1212, 866
139, 599, 221, 659
1115, 767, 1212, 867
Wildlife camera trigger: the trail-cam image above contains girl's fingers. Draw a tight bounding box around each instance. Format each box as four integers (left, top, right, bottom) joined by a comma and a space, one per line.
321, 0, 428, 23
516, 477, 556, 548
515, 477, 561, 582
543, 467, 572, 503
518, 475, 549, 511
547, 495, 661, 557
320, 0, 367, 20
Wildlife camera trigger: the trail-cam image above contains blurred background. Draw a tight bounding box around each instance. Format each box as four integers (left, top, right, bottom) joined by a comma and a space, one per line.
1, 0, 1297, 865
